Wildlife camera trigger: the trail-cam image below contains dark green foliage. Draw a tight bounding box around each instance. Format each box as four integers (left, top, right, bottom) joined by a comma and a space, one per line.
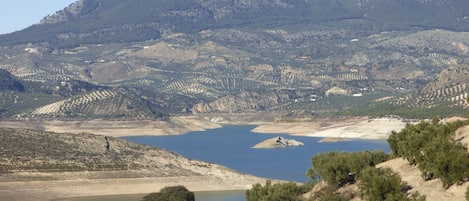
358, 167, 425, 201
388, 119, 469, 188
245, 180, 312, 201
309, 151, 389, 186
142, 186, 195, 201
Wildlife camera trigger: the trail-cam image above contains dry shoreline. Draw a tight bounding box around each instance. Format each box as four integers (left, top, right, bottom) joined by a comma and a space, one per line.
0, 116, 222, 137
251, 117, 408, 140
0, 175, 267, 201
0, 115, 408, 140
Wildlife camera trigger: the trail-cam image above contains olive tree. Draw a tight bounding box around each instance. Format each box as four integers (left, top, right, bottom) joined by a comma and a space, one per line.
142, 186, 195, 201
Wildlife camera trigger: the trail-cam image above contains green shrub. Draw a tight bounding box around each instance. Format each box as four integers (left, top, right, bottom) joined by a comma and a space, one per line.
142, 186, 194, 201
359, 167, 407, 201
309, 151, 389, 186
359, 167, 425, 201
246, 180, 311, 201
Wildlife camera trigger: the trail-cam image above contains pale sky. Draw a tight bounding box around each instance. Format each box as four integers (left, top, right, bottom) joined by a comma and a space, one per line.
0, 0, 77, 34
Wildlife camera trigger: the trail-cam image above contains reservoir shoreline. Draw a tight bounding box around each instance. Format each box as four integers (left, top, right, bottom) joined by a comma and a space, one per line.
0, 115, 408, 140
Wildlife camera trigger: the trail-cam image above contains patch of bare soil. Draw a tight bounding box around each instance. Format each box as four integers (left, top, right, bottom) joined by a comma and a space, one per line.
455, 124, 469, 149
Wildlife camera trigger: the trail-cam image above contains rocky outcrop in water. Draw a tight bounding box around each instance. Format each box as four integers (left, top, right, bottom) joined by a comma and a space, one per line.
252, 136, 304, 149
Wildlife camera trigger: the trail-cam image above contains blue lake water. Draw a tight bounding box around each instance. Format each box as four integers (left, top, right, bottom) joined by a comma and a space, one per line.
64, 125, 390, 201
124, 125, 390, 183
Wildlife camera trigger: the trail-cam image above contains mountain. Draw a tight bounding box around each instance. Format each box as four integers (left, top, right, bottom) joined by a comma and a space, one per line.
1, 0, 469, 119
2, 0, 469, 47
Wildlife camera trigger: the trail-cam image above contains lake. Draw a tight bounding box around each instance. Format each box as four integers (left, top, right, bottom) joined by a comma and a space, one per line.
63, 125, 389, 201
124, 125, 390, 183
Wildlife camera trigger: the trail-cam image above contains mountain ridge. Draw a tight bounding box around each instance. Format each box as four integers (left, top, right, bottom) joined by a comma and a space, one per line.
2, 0, 469, 47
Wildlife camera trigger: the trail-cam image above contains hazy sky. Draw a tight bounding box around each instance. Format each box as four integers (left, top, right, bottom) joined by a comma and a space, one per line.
0, 0, 77, 34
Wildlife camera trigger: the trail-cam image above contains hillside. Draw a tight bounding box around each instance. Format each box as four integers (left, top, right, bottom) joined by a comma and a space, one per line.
0, 0, 469, 119
0, 127, 267, 200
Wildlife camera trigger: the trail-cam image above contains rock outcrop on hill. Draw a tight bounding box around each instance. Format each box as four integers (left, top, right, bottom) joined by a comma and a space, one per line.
192, 90, 302, 113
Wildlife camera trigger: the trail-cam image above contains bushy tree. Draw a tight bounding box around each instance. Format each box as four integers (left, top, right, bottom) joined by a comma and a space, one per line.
246, 180, 311, 201
142, 186, 195, 201
359, 167, 407, 201
359, 167, 425, 201
310, 151, 389, 186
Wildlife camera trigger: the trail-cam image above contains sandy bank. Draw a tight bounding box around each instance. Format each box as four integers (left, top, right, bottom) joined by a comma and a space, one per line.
0, 174, 267, 201
0, 116, 221, 137
318, 137, 351, 143
0, 116, 408, 140
253, 117, 408, 140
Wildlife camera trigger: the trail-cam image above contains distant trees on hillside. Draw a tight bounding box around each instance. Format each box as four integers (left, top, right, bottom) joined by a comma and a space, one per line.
341, 102, 468, 119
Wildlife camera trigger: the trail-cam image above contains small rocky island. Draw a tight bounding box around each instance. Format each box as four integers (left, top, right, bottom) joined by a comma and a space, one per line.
253, 136, 304, 149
